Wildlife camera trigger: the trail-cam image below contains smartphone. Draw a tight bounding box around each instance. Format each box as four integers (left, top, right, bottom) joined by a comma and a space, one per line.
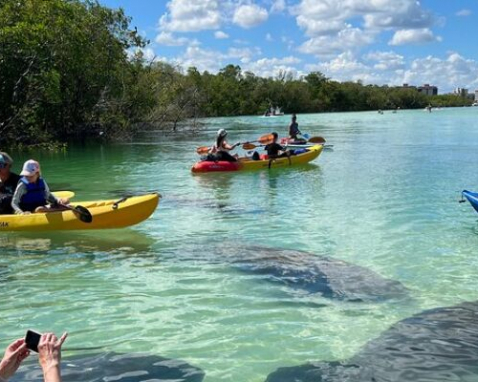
25, 330, 42, 352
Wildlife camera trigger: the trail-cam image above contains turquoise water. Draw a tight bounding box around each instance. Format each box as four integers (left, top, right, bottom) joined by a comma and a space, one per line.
2, 107, 478, 381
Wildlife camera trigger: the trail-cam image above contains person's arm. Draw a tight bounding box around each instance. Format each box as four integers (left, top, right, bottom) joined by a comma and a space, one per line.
43, 180, 60, 205
223, 141, 239, 151
11, 182, 26, 214
38, 332, 67, 382
0, 339, 30, 381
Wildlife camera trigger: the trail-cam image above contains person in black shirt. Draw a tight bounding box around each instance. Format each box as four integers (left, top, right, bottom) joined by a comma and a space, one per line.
0, 152, 21, 214
264, 132, 290, 159
288, 114, 301, 139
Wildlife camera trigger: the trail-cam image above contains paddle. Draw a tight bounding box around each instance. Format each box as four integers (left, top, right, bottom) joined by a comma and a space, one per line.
52, 191, 75, 200
307, 136, 326, 144
196, 133, 274, 154
63, 204, 93, 223
244, 135, 326, 150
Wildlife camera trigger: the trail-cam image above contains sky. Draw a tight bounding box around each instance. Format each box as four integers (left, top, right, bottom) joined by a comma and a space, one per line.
100, 0, 478, 94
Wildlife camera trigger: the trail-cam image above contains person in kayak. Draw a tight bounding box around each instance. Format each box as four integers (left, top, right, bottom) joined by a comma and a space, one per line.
264, 132, 291, 159
0, 152, 20, 214
288, 114, 301, 140
209, 129, 240, 162
11, 159, 69, 214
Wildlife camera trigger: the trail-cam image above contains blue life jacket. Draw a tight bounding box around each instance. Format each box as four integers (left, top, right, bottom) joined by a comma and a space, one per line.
19, 177, 47, 212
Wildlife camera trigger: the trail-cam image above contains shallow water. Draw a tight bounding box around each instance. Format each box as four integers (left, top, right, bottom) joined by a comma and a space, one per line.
2, 107, 478, 381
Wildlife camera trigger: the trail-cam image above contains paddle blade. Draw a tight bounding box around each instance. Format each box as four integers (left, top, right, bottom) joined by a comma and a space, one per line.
242, 143, 257, 150
308, 136, 326, 144
257, 134, 274, 144
196, 146, 210, 155
52, 191, 75, 200
73, 205, 93, 223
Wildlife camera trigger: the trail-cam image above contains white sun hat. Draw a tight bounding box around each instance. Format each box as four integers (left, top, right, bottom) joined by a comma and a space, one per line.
20, 159, 41, 176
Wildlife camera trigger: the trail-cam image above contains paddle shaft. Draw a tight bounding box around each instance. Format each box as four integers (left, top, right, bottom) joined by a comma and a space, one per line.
197, 133, 274, 154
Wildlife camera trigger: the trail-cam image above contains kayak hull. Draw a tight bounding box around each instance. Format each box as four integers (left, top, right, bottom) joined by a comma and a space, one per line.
462, 190, 478, 214
191, 161, 240, 173
192, 145, 323, 173
0, 193, 160, 232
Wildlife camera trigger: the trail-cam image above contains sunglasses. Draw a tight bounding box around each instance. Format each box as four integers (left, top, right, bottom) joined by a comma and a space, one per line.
0, 163, 10, 169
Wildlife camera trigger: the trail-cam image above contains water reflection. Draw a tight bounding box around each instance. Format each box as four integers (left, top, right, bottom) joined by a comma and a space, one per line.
13, 352, 205, 382
0, 230, 156, 255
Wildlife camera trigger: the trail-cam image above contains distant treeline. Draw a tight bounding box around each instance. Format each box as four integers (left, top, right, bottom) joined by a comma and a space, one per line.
0, 0, 473, 146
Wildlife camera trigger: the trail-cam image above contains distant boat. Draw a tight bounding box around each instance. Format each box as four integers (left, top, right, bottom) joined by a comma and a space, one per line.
473, 102, 478, 107
263, 106, 284, 117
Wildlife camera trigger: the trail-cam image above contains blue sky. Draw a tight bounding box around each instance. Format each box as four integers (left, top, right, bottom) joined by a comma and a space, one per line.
100, 0, 478, 93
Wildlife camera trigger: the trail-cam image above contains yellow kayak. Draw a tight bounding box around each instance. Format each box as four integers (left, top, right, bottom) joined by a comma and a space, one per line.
192, 145, 323, 173
0, 193, 160, 232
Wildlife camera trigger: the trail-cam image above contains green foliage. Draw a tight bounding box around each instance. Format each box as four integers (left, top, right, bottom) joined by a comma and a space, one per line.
0, 0, 146, 145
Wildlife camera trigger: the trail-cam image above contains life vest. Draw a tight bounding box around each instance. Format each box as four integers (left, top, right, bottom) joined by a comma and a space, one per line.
19, 177, 47, 212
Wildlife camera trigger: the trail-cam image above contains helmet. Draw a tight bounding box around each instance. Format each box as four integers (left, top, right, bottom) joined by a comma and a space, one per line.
217, 129, 227, 137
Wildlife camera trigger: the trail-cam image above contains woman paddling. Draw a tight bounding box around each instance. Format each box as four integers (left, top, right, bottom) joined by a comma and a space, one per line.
209, 129, 240, 162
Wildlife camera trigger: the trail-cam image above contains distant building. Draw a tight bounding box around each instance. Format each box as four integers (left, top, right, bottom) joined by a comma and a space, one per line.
398, 83, 417, 90
417, 84, 438, 96
395, 83, 437, 95
454, 87, 469, 97
475, 89, 478, 101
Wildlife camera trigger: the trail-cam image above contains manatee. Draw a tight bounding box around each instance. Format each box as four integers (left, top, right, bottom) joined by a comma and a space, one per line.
13, 352, 205, 382
217, 246, 408, 302
265, 300, 478, 382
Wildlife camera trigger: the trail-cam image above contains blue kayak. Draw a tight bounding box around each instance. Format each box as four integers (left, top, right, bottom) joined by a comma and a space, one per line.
462, 190, 478, 213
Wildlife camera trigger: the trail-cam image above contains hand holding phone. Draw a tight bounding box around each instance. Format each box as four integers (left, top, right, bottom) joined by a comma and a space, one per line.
25, 330, 42, 353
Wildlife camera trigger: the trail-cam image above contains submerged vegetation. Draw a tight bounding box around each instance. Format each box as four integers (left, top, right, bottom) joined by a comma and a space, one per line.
0, 0, 473, 146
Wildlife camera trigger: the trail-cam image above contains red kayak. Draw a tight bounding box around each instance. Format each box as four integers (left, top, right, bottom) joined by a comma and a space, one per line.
191, 160, 240, 173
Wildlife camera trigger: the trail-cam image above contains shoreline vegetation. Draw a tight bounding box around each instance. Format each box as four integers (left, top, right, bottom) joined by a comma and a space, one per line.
0, 0, 474, 148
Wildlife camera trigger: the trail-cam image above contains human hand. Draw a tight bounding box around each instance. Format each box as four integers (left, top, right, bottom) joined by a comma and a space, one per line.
38, 332, 67, 374
0, 338, 30, 380
57, 198, 70, 205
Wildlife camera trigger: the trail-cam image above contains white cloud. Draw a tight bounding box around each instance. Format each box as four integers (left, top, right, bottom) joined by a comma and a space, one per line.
214, 30, 229, 39
233, 4, 269, 29
402, 53, 478, 92
270, 0, 286, 13
227, 47, 262, 63
141, 48, 157, 61
302, 51, 478, 94
294, 0, 434, 35
293, 0, 437, 56
244, 56, 303, 78
155, 32, 190, 46
364, 51, 405, 71
305, 52, 388, 84
266, 33, 274, 42
159, 0, 221, 32
299, 27, 375, 58
456, 9, 472, 17
389, 28, 441, 46
363, 1, 434, 29
175, 46, 225, 73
